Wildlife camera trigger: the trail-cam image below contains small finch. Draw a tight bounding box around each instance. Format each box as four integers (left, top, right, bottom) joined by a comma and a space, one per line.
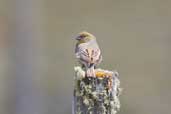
75, 31, 102, 77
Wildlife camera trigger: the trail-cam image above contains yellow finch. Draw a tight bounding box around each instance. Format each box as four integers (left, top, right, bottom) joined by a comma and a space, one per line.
75, 31, 102, 77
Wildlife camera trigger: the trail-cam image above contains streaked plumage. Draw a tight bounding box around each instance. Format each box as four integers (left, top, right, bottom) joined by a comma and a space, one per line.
75, 31, 102, 77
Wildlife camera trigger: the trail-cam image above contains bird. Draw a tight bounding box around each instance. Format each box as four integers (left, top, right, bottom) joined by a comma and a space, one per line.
75, 31, 102, 77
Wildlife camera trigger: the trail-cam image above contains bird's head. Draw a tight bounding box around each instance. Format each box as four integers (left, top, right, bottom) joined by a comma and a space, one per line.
75, 31, 96, 42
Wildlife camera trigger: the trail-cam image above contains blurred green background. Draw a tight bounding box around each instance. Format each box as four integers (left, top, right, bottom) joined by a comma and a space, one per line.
0, 0, 171, 114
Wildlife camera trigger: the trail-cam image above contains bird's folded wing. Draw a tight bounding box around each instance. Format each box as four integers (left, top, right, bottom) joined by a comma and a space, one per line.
76, 48, 90, 63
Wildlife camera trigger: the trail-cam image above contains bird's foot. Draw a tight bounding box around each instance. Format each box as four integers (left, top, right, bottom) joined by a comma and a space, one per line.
86, 69, 96, 77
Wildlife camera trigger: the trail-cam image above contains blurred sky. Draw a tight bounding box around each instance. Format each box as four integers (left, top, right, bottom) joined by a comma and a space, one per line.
0, 0, 171, 114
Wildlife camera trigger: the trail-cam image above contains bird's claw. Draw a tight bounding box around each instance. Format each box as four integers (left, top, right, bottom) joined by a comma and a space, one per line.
86, 70, 96, 77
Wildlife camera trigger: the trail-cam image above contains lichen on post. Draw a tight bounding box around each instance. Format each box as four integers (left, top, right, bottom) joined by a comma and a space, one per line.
72, 66, 122, 114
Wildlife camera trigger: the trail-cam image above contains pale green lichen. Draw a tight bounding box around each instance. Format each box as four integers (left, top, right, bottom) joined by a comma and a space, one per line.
73, 66, 122, 114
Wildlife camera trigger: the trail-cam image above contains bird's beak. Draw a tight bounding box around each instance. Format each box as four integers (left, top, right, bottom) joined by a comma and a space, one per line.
75, 36, 81, 40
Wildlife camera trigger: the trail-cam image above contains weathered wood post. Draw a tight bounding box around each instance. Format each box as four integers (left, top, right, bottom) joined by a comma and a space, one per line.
73, 66, 122, 114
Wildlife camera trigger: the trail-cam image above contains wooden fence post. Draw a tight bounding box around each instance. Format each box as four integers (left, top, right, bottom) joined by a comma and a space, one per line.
73, 66, 122, 114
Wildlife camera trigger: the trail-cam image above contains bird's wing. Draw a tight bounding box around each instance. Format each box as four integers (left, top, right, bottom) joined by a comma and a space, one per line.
76, 42, 102, 66
75, 43, 89, 65
86, 40, 102, 64
91, 48, 102, 64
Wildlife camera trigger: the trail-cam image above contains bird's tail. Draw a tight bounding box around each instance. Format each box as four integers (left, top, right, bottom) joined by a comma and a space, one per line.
86, 64, 95, 77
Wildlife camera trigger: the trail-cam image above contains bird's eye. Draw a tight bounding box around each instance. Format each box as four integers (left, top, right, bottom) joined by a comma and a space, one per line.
80, 35, 84, 38
80, 35, 86, 38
